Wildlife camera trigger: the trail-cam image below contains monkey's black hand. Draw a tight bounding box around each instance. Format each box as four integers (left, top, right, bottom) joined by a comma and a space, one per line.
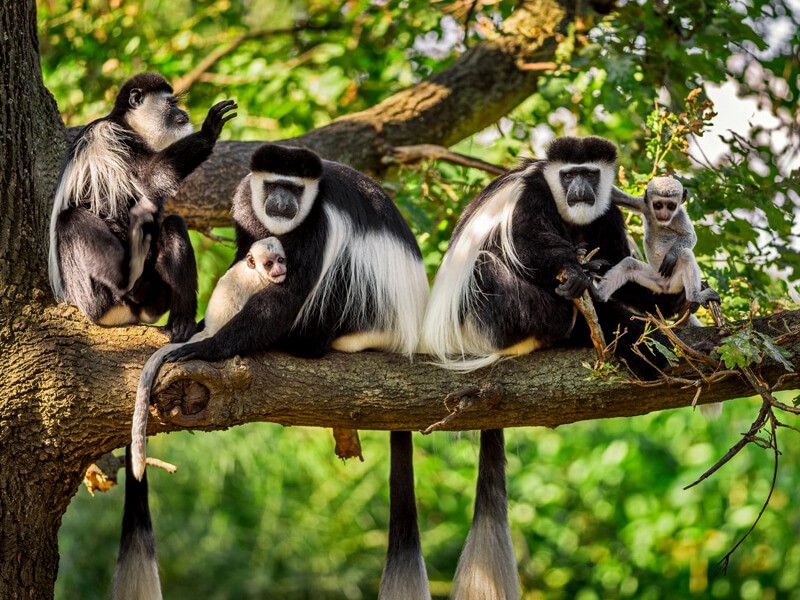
201, 100, 238, 142
659, 248, 679, 278
584, 258, 610, 279
556, 265, 591, 299
164, 338, 224, 363
165, 314, 197, 343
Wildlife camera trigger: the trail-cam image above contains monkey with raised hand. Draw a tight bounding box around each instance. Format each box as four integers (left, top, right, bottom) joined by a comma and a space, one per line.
599, 176, 720, 309
49, 73, 237, 342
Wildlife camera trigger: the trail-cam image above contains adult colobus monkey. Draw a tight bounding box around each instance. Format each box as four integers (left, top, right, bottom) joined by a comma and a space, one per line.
160, 143, 431, 599
48, 72, 237, 342
49, 73, 234, 600
421, 137, 673, 599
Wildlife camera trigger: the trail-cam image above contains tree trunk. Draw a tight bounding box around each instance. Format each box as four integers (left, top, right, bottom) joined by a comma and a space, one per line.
0, 2, 70, 597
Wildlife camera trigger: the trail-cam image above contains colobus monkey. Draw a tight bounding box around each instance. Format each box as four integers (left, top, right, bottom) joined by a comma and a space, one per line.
113, 446, 162, 600
608, 177, 723, 418
599, 177, 720, 306
421, 137, 674, 599
159, 143, 431, 599
131, 237, 288, 481
48, 72, 237, 342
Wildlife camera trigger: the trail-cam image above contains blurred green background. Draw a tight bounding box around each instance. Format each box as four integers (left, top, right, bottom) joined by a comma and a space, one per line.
39, 0, 800, 597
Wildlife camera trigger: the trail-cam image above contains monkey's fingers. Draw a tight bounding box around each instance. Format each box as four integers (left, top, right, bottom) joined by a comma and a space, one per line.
658, 253, 678, 278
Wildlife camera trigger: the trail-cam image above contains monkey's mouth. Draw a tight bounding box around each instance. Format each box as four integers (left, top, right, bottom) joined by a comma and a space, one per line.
268, 273, 287, 284
567, 197, 595, 206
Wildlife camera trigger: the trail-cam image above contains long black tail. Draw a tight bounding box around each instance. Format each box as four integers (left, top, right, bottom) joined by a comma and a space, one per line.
451, 429, 520, 600
379, 431, 430, 600
112, 446, 163, 600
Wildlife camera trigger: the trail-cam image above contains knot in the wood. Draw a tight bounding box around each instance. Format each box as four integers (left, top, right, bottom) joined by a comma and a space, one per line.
156, 378, 211, 427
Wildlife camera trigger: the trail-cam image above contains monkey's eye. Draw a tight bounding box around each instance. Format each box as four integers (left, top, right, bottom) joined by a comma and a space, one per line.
653, 202, 663, 210
277, 257, 285, 264
666, 202, 676, 211
266, 260, 274, 269
246, 254, 256, 269
563, 173, 573, 181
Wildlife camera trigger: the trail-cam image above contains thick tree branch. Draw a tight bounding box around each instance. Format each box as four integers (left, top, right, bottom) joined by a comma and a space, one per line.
15, 306, 797, 468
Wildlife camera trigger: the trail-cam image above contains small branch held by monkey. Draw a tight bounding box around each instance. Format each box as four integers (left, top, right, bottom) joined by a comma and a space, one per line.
332, 428, 364, 462
557, 247, 607, 365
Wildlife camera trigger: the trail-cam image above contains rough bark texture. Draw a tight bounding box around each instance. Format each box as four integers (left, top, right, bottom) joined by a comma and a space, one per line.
0, 2, 70, 598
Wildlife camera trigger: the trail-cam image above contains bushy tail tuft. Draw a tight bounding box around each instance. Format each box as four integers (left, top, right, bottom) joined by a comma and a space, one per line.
451, 429, 520, 600
379, 431, 431, 600
113, 446, 163, 600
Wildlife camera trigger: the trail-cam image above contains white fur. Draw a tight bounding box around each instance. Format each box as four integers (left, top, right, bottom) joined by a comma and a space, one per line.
295, 204, 429, 356
48, 120, 143, 300
542, 161, 614, 226
131, 239, 283, 480
451, 513, 521, 600
112, 528, 162, 600
380, 551, 431, 600
250, 173, 320, 235
125, 92, 193, 151
420, 176, 527, 368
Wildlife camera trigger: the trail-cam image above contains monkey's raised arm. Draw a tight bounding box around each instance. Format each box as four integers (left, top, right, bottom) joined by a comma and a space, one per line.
147, 100, 238, 184
610, 186, 646, 212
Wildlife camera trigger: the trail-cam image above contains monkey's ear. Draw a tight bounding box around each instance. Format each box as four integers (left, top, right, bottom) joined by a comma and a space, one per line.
129, 88, 144, 108
246, 253, 256, 269
681, 189, 688, 203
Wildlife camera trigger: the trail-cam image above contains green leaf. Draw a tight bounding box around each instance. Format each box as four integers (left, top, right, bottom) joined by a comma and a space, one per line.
718, 330, 763, 369
651, 339, 679, 367
755, 332, 795, 372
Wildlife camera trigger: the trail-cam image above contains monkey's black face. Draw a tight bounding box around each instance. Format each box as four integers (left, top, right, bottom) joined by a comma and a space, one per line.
165, 96, 190, 128
126, 90, 194, 151
262, 182, 302, 221
648, 195, 680, 224
560, 167, 600, 207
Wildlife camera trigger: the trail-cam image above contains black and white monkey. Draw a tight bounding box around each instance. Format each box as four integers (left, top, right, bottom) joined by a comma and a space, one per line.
420, 137, 676, 599
597, 176, 720, 307
131, 237, 288, 481
114, 237, 287, 600
48, 72, 237, 342
156, 143, 431, 599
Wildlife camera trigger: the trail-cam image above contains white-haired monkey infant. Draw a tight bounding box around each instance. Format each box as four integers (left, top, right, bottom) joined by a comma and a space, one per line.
130, 237, 287, 480
596, 176, 719, 308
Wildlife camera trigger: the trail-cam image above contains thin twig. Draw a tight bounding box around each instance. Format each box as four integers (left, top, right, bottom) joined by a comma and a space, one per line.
384, 144, 508, 176
717, 413, 779, 574
684, 402, 771, 490
200, 227, 235, 244
174, 20, 342, 94
556, 247, 607, 364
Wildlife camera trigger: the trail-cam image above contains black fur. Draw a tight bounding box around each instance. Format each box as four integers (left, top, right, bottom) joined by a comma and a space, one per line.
51, 73, 236, 342
445, 137, 680, 598
165, 147, 421, 363
546, 135, 617, 165
451, 157, 672, 376
379, 431, 428, 597
250, 143, 324, 179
